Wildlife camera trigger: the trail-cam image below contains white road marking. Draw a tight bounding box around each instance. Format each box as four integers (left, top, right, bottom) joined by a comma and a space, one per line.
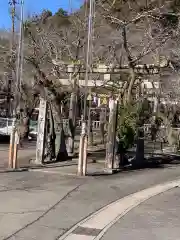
29, 169, 76, 176
59, 179, 180, 240
65, 234, 94, 240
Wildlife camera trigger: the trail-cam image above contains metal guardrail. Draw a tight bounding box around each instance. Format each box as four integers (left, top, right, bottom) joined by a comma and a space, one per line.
30, 120, 103, 138
5, 118, 178, 137
30, 119, 103, 131
143, 124, 167, 133
62, 119, 102, 129
0, 118, 15, 135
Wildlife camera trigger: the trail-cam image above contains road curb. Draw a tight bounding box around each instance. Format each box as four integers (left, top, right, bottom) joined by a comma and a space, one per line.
0, 168, 28, 173
58, 179, 180, 240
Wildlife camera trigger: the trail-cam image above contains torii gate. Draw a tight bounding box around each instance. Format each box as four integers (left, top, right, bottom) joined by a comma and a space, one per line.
36, 61, 169, 166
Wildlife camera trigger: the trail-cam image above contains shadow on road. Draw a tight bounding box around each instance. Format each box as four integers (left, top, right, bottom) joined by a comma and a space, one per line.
0, 135, 10, 143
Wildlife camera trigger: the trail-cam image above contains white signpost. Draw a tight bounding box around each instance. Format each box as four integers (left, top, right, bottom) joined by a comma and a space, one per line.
35, 98, 47, 164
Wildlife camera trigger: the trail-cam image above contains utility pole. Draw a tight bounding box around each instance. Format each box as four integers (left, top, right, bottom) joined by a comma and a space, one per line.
105, 98, 118, 172
67, 2, 78, 157
78, 0, 94, 176
9, 0, 24, 169
67, 64, 78, 157
7, 0, 17, 118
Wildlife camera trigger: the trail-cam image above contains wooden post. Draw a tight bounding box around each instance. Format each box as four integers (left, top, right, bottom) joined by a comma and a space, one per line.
35, 98, 47, 165
88, 106, 93, 146
100, 108, 106, 144
67, 91, 77, 157
153, 96, 158, 119
83, 135, 88, 176
67, 64, 78, 157
78, 135, 84, 176
78, 120, 86, 176
13, 130, 19, 169
8, 121, 15, 168
105, 99, 118, 173
133, 128, 145, 168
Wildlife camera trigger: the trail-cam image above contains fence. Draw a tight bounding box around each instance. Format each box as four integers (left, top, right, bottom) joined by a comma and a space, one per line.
141, 124, 180, 155
4, 118, 179, 141
30, 119, 103, 138
0, 118, 15, 136
60, 119, 102, 136
69, 119, 101, 129
31, 119, 102, 131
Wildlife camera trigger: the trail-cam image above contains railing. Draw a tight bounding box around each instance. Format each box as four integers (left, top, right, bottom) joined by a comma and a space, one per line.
143, 124, 167, 134
76, 120, 101, 129
62, 119, 102, 129
6, 118, 179, 137
0, 118, 15, 136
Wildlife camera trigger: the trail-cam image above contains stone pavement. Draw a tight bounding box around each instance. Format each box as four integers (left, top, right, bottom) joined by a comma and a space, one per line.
1, 163, 180, 239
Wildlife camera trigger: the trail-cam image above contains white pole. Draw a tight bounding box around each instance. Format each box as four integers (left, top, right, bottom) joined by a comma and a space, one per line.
36, 98, 47, 164
9, 0, 24, 169
78, 0, 94, 176
16, 0, 24, 102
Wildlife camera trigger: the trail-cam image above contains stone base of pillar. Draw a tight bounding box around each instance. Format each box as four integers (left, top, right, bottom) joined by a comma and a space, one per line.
67, 152, 75, 158
104, 168, 119, 174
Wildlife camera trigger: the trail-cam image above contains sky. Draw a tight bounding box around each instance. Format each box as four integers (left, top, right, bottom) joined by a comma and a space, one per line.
0, 0, 82, 29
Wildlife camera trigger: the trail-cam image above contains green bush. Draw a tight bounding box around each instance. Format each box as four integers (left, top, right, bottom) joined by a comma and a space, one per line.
117, 104, 138, 151
117, 100, 152, 151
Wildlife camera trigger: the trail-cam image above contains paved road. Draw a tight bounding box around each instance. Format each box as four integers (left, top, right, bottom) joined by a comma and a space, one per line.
102, 187, 180, 240
0, 141, 36, 169
61, 179, 180, 240
0, 131, 103, 169
1, 163, 180, 239
0, 142, 36, 151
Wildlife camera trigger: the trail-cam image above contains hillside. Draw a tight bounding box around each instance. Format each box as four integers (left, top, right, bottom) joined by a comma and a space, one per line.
0, 31, 11, 90
1, 1, 180, 97
13, 1, 180, 67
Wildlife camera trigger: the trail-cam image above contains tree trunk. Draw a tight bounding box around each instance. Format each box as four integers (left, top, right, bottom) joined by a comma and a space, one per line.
67, 91, 77, 157
18, 97, 38, 144
55, 103, 68, 162
100, 109, 107, 144
126, 68, 136, 104
133, 128, 145, 168
35, 98, 47, 164
105, 100, 118, 171
56, 125, 68, 161
18, 120, 29, 148
88, 107, 93, 146
100, 123, 105, 144
44, 102, 56, 162
122, 25, 136, 104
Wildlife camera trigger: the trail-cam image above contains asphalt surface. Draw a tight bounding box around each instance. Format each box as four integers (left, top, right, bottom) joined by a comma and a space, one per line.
0, 133, 180, 239
0, 141, 36, 151
102, 187, 180, 240
0, 131, 103, 169
0, 141, 36, 169
1, 163, 180, 239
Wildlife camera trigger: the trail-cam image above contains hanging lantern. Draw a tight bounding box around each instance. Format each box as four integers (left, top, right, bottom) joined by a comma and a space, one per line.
87, 94, 92, 101
102, 97, 107, 105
